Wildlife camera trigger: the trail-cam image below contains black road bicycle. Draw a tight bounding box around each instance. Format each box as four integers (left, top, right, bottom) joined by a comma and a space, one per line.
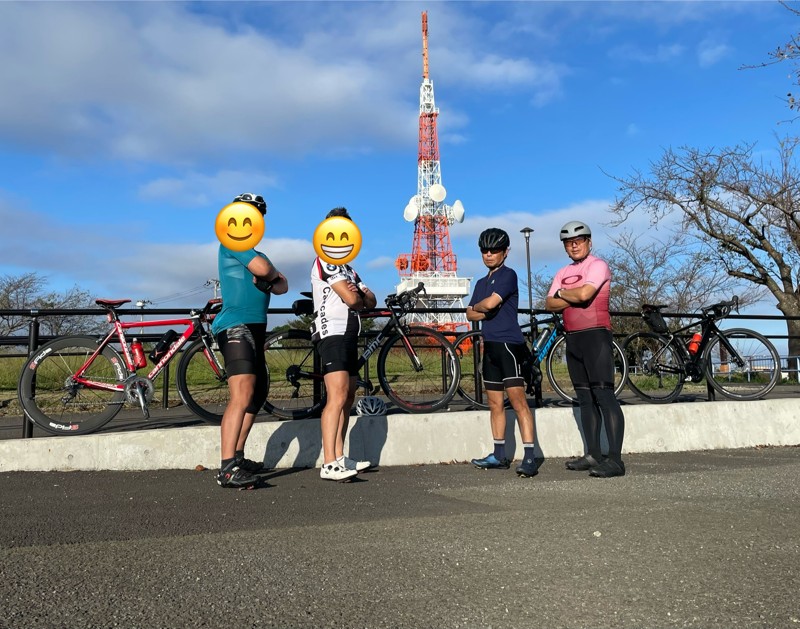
261, 283, 461, 419
622, 296, 781, 403
454, 313, 628, 408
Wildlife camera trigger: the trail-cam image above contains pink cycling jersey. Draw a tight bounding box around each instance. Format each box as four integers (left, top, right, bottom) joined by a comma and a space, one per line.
549, 254, 611, 332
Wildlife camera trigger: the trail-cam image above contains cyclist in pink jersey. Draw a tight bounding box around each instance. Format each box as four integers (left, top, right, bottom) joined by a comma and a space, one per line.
546, 221, 625, 478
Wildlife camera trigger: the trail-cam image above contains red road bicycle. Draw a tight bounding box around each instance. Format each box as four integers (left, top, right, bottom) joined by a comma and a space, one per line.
17, 298, 228, 435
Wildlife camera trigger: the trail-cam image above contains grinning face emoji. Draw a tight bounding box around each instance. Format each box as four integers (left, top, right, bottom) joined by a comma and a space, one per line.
313, 216, 362, 265
215, 202, 265, 251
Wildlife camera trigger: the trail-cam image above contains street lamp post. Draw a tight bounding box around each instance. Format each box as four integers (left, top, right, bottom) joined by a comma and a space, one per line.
520, 227, 542, 407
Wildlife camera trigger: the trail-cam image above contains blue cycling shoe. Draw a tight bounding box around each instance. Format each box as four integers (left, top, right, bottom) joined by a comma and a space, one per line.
471, 453, 511, 470
515, 457, 539, 478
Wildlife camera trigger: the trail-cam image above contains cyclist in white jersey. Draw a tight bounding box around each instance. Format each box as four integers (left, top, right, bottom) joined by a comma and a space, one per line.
310, 208, 377, 481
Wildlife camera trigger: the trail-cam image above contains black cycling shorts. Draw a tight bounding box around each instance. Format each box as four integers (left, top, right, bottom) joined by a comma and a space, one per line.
564, 327, 615, 389
483, 341, 529, 391
317, 334, 359, 376
215, 323, 268, 414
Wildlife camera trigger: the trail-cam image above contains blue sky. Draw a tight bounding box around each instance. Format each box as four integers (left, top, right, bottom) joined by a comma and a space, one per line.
0, 1, 794, 326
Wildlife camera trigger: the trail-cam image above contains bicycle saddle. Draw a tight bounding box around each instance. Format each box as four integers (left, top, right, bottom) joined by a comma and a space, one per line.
95, 298, 131, 308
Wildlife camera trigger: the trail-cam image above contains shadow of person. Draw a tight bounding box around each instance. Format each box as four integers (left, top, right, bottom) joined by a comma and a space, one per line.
260, 412, 390, 471
347, 413, 389, 467
262, 419, 322, 470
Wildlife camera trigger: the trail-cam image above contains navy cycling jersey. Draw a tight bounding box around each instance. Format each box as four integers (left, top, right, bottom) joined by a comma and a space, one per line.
468, 264, 524, 344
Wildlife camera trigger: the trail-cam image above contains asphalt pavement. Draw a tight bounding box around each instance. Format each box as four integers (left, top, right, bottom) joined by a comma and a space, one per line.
1, 447, 798, 629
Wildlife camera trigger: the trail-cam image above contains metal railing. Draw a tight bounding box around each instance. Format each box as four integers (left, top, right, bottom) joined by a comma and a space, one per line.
2, 305, 799, 439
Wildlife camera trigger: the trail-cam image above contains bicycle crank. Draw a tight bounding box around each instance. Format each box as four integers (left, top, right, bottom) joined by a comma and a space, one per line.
124, 376, 155, 418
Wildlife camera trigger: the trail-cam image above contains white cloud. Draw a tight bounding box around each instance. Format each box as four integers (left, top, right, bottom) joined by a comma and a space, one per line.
697, 39, 731, 68
138, 170, 280, 206
608, 43, 685, 64
0, 3, 559, 167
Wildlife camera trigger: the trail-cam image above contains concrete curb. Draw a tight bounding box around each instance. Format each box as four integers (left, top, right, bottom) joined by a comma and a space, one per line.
1, 398, 798, 472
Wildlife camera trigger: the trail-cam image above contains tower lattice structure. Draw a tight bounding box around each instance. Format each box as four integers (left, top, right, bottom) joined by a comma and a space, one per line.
395, 11, 469, 333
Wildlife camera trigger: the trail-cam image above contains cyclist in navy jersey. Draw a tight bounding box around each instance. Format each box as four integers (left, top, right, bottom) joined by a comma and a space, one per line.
213, 193, 288, 489
546, 221, 625, 478
310, 207, 377, 482
467, 228, 539, 478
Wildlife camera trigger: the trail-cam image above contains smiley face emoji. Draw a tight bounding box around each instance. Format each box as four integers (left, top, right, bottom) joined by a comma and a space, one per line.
313, 216, 362, 265
215, 202, 265, 251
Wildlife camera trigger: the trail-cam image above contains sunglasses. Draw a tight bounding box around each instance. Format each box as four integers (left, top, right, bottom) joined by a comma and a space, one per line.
563, 236, 588, 247
480, 247, 505, 254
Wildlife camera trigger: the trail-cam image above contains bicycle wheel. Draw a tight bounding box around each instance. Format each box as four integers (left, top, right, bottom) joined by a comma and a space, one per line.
453, 330, 489, 409
262, 328, 326, 419
622, 332, 685, 403
176, 339, 228, 424
17, 335, 126, 435
704, 328, 780, 400
377, 326, 460, 413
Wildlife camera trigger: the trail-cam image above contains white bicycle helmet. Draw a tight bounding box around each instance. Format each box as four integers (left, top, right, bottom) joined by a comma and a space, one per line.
356, 396, 387, 416
559, 221, 591, 241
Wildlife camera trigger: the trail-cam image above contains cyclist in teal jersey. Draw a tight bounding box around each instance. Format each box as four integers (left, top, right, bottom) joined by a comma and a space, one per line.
213, 193, 288, 489
546, 221, 625, 478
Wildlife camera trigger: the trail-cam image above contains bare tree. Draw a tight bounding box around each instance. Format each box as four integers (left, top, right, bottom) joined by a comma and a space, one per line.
0, 272, 103, 340
741, 1, 800, 115
605, 230, 762, 336
608, 136, 800, 366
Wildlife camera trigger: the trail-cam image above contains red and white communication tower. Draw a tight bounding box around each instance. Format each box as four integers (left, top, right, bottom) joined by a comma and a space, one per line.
395, 11, 470, 332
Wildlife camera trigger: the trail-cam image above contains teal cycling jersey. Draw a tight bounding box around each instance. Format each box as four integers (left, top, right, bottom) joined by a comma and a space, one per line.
211, 245, 271, 335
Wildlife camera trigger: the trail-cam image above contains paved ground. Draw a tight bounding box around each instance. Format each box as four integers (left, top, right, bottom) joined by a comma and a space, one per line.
1, 447, 798, 629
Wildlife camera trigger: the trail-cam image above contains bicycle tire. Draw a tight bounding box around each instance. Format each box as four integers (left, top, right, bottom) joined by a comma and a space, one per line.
176, 338, 229, 424
377, 326, 460, 413
544, 334, 629, 403
622, 332, 685, 403
453, 331, 512, 410
262, 328, 326, 420
454, 330, 489, 409
703, 328, 780, 401
17, 335, 127, 435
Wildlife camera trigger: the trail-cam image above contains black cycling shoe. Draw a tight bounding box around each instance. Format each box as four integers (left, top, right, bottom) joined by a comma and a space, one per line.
589, 458, 625, 478
217, 466, 259, 489
235, 457, 266, 473
565, 454, 601, 471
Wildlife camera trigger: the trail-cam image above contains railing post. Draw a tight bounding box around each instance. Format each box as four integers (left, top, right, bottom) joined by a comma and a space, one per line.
23, 316, 40, 438
162, 362, 170, 409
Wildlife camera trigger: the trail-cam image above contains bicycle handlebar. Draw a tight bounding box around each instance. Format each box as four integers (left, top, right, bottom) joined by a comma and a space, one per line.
700, 295, 738, 320
384, 282, 426, 312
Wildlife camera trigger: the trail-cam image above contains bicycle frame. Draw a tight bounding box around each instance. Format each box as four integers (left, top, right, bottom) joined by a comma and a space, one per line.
72, 305, 221, 394
650, 313, 748, 381
522, 313, 565, 362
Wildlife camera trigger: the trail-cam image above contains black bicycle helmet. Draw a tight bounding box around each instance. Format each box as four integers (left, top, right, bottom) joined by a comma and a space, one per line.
559, 221, 591, 241
478, 228, 510, 250
233, 192, 267, 216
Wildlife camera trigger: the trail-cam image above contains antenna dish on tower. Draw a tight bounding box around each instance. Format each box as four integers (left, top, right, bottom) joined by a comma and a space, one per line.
452, 199, 465, 223
429, 183, 446, 203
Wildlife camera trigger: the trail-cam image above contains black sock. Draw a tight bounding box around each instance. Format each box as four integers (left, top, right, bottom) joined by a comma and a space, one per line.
234, 450, 245, 461
221, 457, 236, 472
523, 443, 535, 461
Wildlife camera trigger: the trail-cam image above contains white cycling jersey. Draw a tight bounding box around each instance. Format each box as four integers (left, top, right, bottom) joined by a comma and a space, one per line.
310, 258, 365, 340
